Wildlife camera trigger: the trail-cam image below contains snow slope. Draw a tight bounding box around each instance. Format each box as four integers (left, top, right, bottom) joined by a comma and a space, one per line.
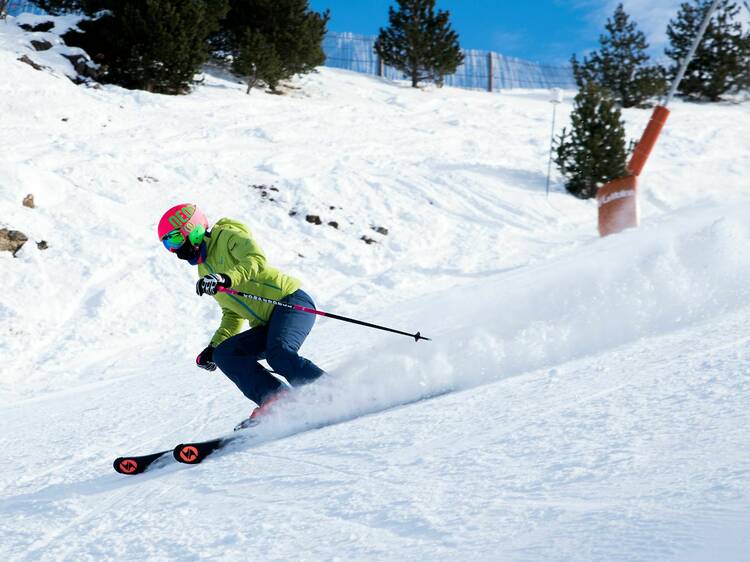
1, 16, 750, 561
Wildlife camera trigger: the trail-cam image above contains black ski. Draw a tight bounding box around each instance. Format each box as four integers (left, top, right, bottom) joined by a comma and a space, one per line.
114, 450, 171, 475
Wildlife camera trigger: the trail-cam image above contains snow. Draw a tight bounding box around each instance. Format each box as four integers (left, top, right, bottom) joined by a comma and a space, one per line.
1, 15, 750, 561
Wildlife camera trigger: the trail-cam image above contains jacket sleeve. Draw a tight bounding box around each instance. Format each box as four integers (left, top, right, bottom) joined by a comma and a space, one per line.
222, 231, 268, 287
210, 306, 245, 347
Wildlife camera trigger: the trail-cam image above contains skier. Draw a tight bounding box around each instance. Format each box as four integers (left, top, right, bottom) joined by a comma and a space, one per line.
157, 203, 325, 428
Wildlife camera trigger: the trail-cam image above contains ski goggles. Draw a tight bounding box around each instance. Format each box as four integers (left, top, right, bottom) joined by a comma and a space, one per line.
161, 225, 205, 252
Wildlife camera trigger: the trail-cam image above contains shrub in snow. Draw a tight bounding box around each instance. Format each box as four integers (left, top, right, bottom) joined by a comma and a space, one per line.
375, 0, 464, 88
57, 0, 227, 95
571, 3, 667, 108
554, 84, 630, 200
212, 0, 329, 93
666, 0, 750, 101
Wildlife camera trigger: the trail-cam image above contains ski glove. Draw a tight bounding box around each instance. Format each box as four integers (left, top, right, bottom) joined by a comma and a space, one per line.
196, 345, 217, 371
196, 273, 231, 296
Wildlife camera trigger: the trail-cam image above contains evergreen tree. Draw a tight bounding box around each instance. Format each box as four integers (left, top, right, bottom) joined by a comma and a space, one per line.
571, 4, 666, 108
61, 0, 227, 95
665, 0, 750, 101
554, 84, 630, 200
232, 31, 284, 93
215, 0, 329, 93
375, 0, 464, 88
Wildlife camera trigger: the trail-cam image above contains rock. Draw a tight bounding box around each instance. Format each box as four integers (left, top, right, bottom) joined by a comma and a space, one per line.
360, 235, 377, 245
22, 194, 35, 208
19, 21, 55, 32
305, 215, 322, 225
289, 210, 298, 217
17, 55, 45, 71
0, 229, 29, 257
37, 240, 49, 251
328, 221, 339, 229
371, 226, 389, 236
30, 39, 53, 52
62, 54, 101, 80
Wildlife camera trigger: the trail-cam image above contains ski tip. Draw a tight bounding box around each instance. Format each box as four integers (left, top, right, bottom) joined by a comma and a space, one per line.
173, 439, 226, 465
114, 456, 143, 475
173, 443, 204, 464
113, 451, 170, 475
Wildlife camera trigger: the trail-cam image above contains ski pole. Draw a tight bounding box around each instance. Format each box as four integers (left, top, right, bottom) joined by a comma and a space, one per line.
217, 287, 431, 342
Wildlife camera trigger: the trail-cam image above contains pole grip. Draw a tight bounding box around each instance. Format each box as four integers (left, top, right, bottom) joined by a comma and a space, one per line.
627, 105, 670, 177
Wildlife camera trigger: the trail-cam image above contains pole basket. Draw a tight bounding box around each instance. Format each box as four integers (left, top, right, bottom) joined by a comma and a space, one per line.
597, 175, 639, 237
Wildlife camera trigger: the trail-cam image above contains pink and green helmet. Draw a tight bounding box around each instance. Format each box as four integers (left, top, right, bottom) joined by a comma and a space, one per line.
158, 203, 209, 252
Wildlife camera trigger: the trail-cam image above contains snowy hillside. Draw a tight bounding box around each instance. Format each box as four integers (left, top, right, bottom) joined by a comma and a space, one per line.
1, 15, 750, 561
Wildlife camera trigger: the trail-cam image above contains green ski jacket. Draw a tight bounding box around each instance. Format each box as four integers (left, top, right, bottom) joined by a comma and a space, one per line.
198, 218, 301, 346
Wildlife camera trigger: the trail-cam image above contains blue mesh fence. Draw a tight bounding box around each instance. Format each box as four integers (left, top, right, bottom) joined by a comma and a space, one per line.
1, 10, 574, 90
323, 32, 575, 91
5, 1, 46, 16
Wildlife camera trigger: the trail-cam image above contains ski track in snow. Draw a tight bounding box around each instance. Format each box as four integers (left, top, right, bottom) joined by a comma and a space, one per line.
1, 14, 750, 562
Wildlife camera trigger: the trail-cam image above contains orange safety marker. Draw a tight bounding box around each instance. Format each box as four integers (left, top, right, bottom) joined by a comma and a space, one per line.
596, 0, 721, 237
596, 105, 669, 236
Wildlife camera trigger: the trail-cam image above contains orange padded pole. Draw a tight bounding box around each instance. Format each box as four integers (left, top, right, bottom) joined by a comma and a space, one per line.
627, 105, 670, 177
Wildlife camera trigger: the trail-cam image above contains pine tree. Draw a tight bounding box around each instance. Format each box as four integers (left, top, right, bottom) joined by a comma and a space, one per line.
375, 0, 464, 88
215, 0, 329, 93
61, 0, 227, 95
666, 0, 750, 101
554, 84, 630, 200
233, 30, 284, 93
571, 4, 666, 108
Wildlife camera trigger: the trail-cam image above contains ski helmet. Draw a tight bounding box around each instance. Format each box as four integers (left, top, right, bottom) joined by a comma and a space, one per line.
158, 203, 209, 252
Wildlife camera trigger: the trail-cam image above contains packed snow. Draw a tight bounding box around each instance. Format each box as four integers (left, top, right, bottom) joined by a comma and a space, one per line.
1, 14, 749, 561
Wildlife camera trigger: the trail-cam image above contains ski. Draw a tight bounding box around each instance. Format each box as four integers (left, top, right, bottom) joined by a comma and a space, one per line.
113, 450, 172, 475
114, 427, 249, 475
113, 434, 242, 475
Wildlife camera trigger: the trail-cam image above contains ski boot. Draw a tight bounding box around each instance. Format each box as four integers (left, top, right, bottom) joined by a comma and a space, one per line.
234, 390, 289, 431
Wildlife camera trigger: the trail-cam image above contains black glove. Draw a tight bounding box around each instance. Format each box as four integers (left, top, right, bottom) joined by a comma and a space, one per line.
196, 345, 216, 371
196, 273, 231, 296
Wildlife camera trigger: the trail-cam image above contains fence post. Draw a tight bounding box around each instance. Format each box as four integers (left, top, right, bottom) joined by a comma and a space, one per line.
487, 52, 493, 92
